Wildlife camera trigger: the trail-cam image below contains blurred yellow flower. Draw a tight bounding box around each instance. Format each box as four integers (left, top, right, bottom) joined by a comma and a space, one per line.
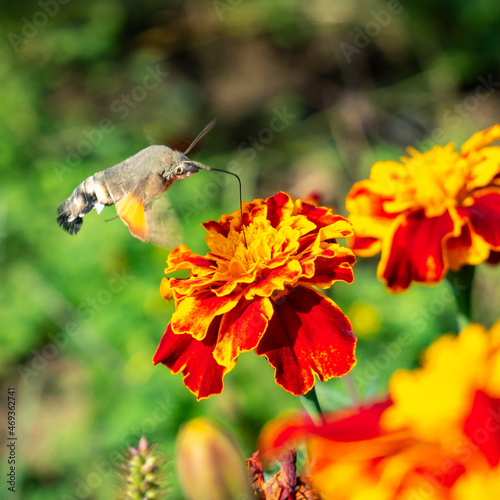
383, 322, 500, 445
259, 321, 500, 500
346, 125, 500, 291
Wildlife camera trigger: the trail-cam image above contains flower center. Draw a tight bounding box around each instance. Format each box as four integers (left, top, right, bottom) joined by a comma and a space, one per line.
207, 214, 304, 281
385, 144, 471, 217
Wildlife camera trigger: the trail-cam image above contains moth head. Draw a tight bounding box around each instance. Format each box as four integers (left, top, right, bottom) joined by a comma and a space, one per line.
164, 151, 213, 181
172, 161, 200, 180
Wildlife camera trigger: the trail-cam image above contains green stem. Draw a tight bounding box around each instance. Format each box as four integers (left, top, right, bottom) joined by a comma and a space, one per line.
445, 265, 475, 331
299, 385, 324, 425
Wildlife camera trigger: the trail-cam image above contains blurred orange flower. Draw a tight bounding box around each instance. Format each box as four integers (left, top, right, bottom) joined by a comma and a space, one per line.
346, 125, 500, 291
154, 192, 357, 399
260, 321, 500, 499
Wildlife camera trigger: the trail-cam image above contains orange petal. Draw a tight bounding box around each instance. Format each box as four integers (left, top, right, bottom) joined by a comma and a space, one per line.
171, 292, 240, 340
115, 193, 148, 241
166, 244, 215, 274
214, 297, 274, 367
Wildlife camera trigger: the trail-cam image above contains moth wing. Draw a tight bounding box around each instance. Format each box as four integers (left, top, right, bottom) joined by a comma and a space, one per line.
113, 162, 173, 241
115, 192, 149, 241
113, 172, 181, 248
103, 145, 169, 203
143, 195, 184, 249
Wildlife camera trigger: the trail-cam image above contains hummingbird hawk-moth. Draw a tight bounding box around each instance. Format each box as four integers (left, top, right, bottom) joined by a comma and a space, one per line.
57, 121, 216, 242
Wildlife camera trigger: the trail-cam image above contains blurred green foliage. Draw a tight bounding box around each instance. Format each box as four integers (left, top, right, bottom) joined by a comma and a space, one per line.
1, 0, 500, 498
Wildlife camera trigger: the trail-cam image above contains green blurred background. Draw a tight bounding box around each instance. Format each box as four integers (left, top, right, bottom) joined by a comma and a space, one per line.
1, 0, 500, 497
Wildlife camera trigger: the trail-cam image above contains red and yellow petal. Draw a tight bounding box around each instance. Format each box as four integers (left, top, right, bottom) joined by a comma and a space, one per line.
202, 219, 230, 238
214, 297, 274, 367
378, 211, 459, 292
446, 221, 491, 270
349, 235, 382, 257
346, 182, 396, 218
265, 191, 294, 228
210, 265, 258, 298
153, 320, 230, 400
467, 147, 500, 190
161, 276, 215, 300
346, 183, 398, 245
458, 192, 500, 249
255, 286, 356, 396
165, 244, 215, 273
318, 220, 354, 241
294, 201, 348, 230
260, 399, 393, 461
203, 198, 267, 236
258, 412, 314, 461
461, 124, 500, 155
244, 260, 303, 300
299, 249, 355, 288
463, 390, 500, 467
281, 214, 317, 239
170, 292, 241, 340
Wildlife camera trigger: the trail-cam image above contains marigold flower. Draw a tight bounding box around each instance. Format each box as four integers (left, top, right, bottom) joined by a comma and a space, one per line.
346, 125, 500, 291
259, 321, 500, 500
153, 192, 357, 399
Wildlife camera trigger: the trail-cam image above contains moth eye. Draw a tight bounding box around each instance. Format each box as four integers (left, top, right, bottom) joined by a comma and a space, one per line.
175, 166, 184, 175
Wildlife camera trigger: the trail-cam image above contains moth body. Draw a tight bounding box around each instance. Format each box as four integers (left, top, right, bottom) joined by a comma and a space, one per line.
57, 145, 211, 240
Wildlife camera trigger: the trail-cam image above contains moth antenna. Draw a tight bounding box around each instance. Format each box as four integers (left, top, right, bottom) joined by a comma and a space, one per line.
105, 215, 120, 222
184, 120, 247, 248
183, 119, 217, 156
210, 167, 248, 249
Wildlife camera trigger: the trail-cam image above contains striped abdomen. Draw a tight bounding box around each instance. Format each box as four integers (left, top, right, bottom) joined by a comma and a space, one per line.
56, 170, 123, 235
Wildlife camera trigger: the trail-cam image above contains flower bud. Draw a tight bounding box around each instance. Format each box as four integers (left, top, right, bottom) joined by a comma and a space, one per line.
176, 418, 251, 500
